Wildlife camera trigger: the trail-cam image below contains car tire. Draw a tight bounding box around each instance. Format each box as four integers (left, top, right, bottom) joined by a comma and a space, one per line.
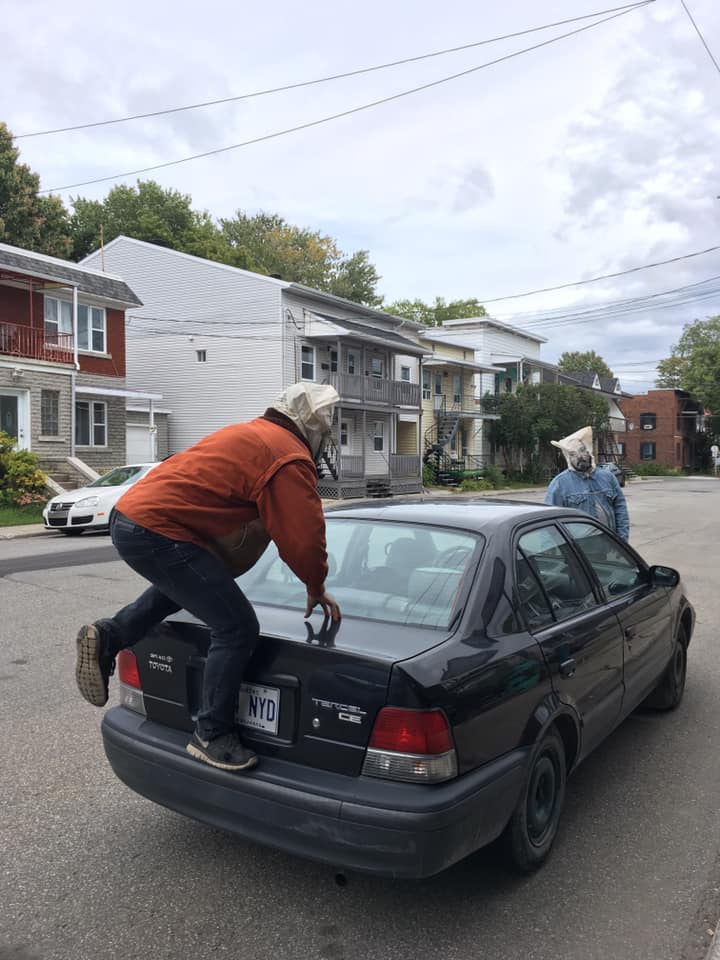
643, 626, 688, 711
60, 528, 84, 536
503, 727, 566, 873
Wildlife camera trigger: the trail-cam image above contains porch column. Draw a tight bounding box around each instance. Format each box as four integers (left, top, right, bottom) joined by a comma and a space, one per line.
336, 405, 342, 480
71, 285, 79, 457
362, 408, 367, 478
149, 398, 157, 461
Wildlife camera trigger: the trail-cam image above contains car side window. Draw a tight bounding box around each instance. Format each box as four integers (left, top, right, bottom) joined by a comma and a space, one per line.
517, 526, 597, 626
515, 547, 555, 631
564, 522, 646, 598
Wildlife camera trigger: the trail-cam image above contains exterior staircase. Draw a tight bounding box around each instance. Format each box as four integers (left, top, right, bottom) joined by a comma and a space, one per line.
365, 477, 392, 498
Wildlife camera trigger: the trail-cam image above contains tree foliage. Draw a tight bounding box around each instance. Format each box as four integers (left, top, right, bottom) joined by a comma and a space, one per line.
488, 384, 610, 475
386, 296, 487, 326
656, 316, 720, 411
557, 350, 613, 378
0, 122, 72, 257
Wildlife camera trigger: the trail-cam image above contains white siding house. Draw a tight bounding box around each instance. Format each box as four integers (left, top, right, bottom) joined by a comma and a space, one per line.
82, 237, 426, 498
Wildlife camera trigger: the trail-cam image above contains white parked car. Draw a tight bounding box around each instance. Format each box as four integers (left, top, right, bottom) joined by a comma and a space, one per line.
43, 463, 159, 535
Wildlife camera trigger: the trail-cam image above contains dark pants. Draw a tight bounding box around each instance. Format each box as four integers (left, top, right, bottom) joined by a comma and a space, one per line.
107, 511, 259, 740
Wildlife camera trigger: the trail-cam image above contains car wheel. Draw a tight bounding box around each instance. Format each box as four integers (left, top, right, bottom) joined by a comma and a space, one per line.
644, 627, 688, 711
504, 727, 566, 873
60, 528, 84, 536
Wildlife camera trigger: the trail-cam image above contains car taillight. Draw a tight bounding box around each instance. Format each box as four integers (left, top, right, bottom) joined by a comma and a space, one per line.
117, 650, 145, 716
362, 707, 457, 783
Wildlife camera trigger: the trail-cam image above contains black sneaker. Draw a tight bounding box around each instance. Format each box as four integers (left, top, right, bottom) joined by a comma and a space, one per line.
75, 622, 116, 707
186, 730, 258, 772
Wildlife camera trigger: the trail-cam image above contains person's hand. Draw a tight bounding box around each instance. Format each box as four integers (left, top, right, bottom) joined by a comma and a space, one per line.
305, 590, 342, 622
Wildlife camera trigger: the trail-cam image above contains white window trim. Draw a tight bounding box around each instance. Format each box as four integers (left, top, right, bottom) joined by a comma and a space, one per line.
45, 296, 108, 355
75, 400, 108, 448
400, 365, 411, 382
346, 351, 357, 376
373, 420, 384, 451
340, 420, 349, 448
301, 344, 316, 381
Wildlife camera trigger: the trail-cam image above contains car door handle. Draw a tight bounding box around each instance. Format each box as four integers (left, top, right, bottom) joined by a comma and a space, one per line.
625, 627, 636, 640
560, 658, 576, 678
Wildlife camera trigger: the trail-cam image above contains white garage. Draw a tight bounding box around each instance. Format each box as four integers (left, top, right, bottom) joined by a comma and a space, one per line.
126, 423, 154, 462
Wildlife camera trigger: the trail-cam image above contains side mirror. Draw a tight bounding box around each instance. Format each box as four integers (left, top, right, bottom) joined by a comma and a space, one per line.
650, 565, 680, 588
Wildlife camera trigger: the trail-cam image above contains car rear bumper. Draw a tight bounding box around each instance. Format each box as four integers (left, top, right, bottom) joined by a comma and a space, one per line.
102, 706, 528, 879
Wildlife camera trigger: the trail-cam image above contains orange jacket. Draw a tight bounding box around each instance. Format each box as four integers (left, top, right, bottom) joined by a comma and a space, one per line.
116, 415, 328, 595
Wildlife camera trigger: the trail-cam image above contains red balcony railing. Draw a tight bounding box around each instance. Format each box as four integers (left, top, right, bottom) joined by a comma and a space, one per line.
0, 321, 74, 364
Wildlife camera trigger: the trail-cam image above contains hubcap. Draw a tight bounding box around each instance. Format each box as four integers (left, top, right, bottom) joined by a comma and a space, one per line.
527, 753, 557, 844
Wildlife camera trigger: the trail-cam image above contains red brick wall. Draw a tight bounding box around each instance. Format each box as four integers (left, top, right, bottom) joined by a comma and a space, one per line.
619, 390, 688, 468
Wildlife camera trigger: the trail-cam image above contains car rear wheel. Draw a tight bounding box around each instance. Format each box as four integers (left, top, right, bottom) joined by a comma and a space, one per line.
643, 626, 688, 711
504, 727, 566, 873
60, 528, 84, 536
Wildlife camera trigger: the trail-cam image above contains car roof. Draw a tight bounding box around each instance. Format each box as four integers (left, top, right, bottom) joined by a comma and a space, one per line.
325, 498, 569, 533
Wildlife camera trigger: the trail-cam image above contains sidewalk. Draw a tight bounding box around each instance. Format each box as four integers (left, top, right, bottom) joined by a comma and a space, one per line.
0, 523, 48, 540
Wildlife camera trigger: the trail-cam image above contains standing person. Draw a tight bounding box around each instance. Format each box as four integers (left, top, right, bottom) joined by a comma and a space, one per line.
544, 425, 630, 540
75, 382, 341, 773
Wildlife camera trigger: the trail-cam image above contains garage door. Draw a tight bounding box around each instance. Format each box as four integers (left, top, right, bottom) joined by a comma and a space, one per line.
126, 424, 152, 462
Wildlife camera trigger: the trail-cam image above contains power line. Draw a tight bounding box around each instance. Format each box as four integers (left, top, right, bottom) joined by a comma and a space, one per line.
15, 2, 654, 140
38, 2, 653, 195
478, 244, 720, 303
680, 0, 720, 77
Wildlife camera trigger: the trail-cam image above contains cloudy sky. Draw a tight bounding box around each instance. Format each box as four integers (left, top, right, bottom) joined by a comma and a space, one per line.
3, 0, 720, 391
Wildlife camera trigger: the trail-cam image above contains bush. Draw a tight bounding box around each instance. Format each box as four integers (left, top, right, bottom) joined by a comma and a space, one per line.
0, 431, 48, 507
481, 464, 505, 488
460, 477, 493, 493
422, 462, 437, 486
630, 462, 681, 477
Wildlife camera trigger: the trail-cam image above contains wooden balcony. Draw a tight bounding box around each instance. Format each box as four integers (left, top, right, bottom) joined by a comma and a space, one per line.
0, 321, 74, 365
327, 373, 420, 407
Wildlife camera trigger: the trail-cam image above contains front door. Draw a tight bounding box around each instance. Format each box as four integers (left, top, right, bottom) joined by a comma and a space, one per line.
0, 391, 30, 449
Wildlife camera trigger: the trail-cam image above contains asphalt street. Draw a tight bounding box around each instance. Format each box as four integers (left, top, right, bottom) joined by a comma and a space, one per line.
1, 479, 719, 960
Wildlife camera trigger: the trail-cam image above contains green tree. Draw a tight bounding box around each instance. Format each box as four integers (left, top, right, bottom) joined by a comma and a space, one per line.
69, 180, 231, 263
220, 211, 382, 305
0, 122, 72, 257
488, 384, 610, 476
557, 350, 614, 378
386, 296, 487, 326
656, 317, 720, 411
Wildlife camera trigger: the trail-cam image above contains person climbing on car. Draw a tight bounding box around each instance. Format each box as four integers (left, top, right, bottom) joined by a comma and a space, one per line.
544, 425, 630, 540
75, 382, 342, 773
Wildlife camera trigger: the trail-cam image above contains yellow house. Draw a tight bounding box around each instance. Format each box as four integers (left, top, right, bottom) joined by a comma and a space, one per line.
418, 332, 501, 472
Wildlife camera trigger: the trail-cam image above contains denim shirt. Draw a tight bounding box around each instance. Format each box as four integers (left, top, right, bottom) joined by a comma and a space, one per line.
544, 467, 630, 540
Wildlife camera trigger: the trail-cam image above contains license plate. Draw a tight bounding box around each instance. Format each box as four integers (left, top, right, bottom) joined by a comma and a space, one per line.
237, 683, 280, 735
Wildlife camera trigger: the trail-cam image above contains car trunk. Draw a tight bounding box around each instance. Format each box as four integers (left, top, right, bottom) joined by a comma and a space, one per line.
129, 605, 444, 777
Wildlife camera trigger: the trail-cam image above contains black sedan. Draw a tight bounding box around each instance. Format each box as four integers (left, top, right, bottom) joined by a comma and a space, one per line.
102, 500, 693, 878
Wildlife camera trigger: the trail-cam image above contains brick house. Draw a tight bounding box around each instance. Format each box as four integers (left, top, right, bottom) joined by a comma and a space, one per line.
0, 242, 159, 480
619, 389, 704, 470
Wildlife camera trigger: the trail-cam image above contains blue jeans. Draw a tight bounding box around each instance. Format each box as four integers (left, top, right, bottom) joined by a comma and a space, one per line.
108, 511, 260, 740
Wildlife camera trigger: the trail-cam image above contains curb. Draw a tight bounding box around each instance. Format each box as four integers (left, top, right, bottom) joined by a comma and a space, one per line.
0, 525, 49, 540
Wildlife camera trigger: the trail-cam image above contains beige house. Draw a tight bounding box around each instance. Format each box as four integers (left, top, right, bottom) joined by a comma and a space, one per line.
417, 332, 501, 473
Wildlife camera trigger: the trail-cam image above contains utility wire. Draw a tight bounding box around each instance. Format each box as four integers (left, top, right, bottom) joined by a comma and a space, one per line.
16, 1, 652, 140
477, 244, 720, 303
679, 0, 720, 77
38, 2, 652, 195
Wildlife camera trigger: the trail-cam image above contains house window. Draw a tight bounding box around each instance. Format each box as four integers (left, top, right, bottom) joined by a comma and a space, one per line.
41, 390, 60, 436
75, 401, 107, 447
640, 412, 656, 431
196, 350, 207, 362
77, 305, 107, 353
301, 345, 315, 380
330, 350, 338, 373
422, 370, 431, 400
44, 297, 72, 340
400, 366, 411, 382
617, 441, 626, 457
453, 374, 461, 404
373, 421, 384, 452
346, 351, 357, 376
371, 357, 383, 379
340, 421, 349, 447
640, 442, 656, 461
434, 372, 442, 395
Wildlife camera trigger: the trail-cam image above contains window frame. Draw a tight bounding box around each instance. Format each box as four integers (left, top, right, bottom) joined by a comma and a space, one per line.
422, 369, 431, 400
400, 365, 411, 382
301, 344, 315, 381
44, 297, 73, 340
340, 420, 349, 448
40, 389, 60, 436
559, 519, 650, 603
196, 349, 207, 363
75, 400, 108, 448
373, 420, 384, 452
77, 304, 107, 354
346, 351, 357, 376
370, 356, 384, 380
639, 412, 657, 431
640, 441, 656, 461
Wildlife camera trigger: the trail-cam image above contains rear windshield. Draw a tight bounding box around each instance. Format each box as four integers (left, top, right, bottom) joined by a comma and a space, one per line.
237, 518, 483, 628
89, 465, 151, 487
